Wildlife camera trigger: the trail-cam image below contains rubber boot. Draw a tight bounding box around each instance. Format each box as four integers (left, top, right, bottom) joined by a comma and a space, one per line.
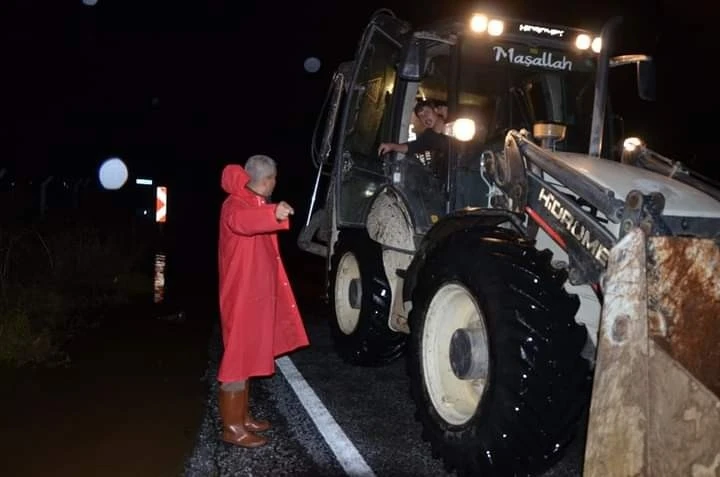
218, 388, 267, 448
244, 382, 271, 432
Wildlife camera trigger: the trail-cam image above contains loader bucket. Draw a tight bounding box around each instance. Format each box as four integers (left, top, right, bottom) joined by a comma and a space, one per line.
584, 228, 720, 477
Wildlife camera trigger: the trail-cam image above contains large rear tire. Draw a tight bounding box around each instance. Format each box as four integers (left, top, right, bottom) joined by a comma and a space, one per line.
328, 229, 407, 366
407, 227, 592, 476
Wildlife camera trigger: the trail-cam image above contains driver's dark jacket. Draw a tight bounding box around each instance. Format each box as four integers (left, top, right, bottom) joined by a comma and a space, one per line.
404, 129, 450, 178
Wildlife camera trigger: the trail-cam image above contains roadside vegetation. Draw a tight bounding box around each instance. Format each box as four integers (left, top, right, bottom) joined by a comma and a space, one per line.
0, 214, 153, 367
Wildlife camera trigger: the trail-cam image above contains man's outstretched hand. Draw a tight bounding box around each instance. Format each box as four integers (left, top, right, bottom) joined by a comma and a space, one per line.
275, 201, 295, 221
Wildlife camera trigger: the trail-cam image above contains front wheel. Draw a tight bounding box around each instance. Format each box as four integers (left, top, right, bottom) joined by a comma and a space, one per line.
407, 227, 592, 476
328, 229, 406, 366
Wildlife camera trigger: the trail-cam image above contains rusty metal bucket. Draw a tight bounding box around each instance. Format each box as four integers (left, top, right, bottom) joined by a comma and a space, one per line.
584, 228, 720, 476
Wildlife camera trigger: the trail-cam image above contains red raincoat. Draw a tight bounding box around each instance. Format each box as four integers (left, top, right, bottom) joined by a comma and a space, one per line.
217, 165, 309, 383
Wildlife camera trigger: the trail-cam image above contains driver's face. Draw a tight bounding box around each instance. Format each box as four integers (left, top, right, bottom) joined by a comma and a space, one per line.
416, 106, 440, 129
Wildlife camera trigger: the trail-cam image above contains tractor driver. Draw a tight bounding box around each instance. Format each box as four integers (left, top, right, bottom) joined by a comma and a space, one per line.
377, 99, 449, 179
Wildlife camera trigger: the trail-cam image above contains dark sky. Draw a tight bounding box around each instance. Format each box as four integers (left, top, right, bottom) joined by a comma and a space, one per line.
0, 0, 715, 194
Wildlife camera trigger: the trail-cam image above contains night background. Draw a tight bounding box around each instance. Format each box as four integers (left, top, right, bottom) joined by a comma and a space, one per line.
0, 0, 716, 475
1, 0, 714, 214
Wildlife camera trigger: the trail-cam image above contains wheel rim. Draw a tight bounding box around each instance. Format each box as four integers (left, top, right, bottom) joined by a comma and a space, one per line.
422, 282, 490, 426
334, 251, 361, 335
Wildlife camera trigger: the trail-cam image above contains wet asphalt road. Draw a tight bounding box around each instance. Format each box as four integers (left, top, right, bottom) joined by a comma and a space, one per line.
183, 302, 586, 477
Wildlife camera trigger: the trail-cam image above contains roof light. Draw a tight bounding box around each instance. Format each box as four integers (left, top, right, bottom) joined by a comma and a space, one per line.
488, 19, 504, 36
470, 14, 488, 33
575, 34, 591, 50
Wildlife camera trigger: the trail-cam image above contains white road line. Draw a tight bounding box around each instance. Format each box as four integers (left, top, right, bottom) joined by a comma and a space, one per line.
276, 356, 376, 477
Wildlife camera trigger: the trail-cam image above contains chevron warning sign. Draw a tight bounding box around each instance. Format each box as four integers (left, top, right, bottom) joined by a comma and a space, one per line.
156, 186, 167, 223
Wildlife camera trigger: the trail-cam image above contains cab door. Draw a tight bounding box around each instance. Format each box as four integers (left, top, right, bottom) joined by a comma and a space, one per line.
333, 12, 407, 228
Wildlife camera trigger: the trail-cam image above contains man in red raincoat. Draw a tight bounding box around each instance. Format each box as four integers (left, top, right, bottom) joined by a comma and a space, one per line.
217, 154, 309, 448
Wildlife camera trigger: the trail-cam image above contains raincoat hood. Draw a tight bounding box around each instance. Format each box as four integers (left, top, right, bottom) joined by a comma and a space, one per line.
221, 165, 250, 195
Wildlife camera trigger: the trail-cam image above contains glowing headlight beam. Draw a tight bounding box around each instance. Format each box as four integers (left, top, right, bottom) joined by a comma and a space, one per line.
470, 14, 488, 33
488, 19, 504, 37
623, 137, 644, 152
575, 33, 591, 50
449, 118, 476, 142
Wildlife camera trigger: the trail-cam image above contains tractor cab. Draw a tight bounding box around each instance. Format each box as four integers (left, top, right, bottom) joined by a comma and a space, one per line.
304, 10, 653, 245
387, 14, 622, 227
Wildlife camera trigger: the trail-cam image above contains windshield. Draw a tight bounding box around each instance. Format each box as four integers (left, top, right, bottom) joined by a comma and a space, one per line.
458, 38, 597, 152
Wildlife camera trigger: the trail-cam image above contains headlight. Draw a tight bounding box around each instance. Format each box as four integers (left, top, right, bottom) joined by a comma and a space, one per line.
621, 137, 646, 165
488, 19, 504, 36
591, 37, 602, 53
575, 34, 591, 50
470, 14, 488, 33
447, 118, 476, 142
623, 137, 644, 152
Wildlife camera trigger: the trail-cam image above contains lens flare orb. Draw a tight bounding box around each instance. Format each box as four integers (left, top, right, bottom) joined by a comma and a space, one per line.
98, 157, 128, 190
304, 57, 321, 73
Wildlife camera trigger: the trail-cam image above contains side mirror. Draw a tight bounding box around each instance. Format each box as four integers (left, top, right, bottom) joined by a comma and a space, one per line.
637, 61, 656, 101
398, 39, 425, 82
610, 55, 656, 102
